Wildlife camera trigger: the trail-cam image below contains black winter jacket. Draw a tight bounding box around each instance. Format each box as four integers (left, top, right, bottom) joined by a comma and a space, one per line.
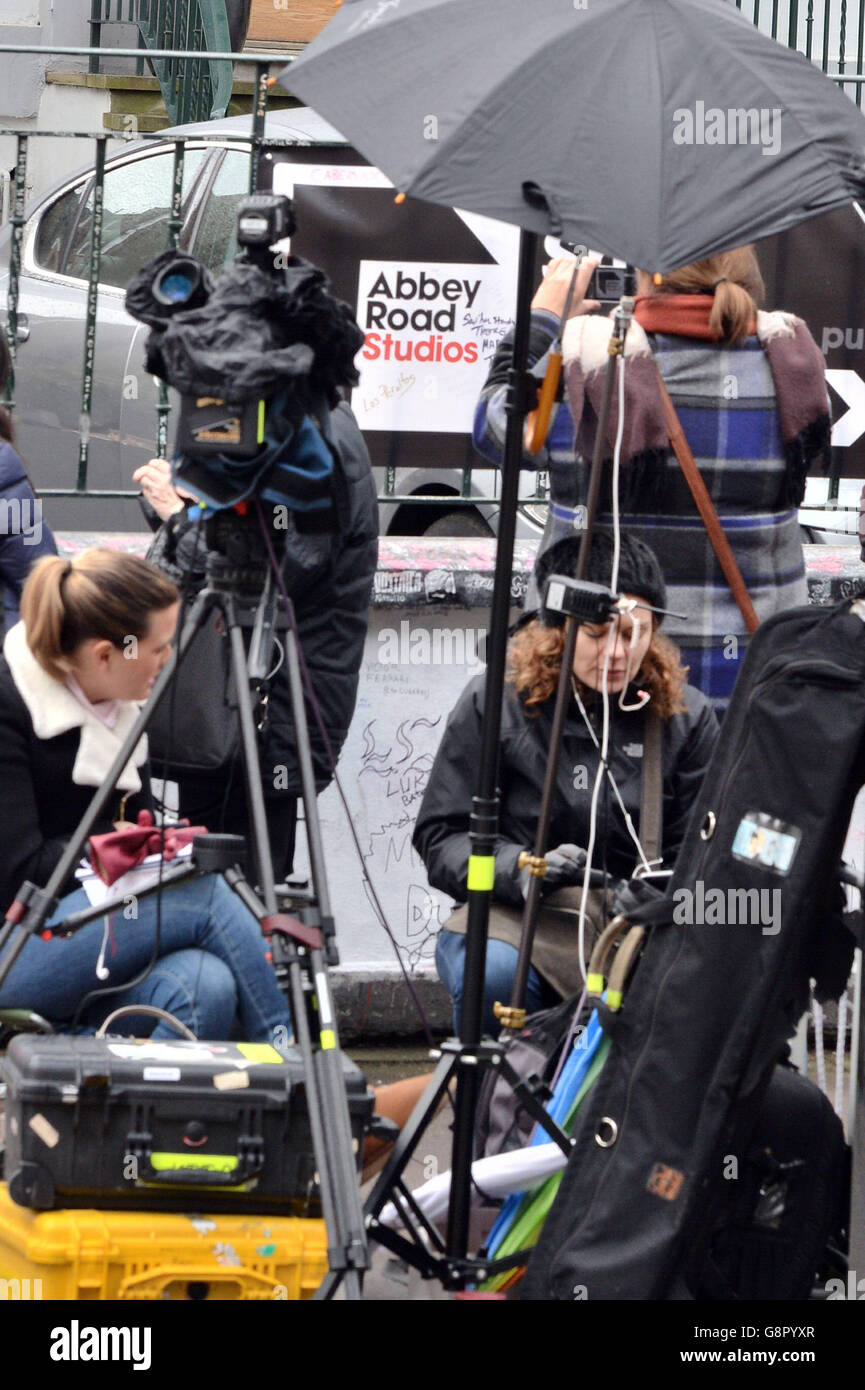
0, 625, 152, 913
412, 674, 719, 907
0, 440, 57, 633
147, 401, 378, 792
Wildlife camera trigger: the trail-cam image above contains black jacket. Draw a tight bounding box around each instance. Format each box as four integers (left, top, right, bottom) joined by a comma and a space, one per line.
0, 440, 57, 633
147, 401, 378, 792
412, 674, 719, 907
0, 628, 152, 913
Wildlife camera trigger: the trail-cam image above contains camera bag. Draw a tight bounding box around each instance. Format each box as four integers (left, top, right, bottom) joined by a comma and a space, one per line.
2, 1034, 373, 1215
521, 593, 865, 1299
692, 1061, 849, 1301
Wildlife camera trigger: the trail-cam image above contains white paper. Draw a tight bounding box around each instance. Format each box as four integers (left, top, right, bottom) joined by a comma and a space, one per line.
75, 844, 194, 908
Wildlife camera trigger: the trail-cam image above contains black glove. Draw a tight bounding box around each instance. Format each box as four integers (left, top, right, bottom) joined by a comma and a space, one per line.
610, 873, 668, 923
521, 843, 588, 899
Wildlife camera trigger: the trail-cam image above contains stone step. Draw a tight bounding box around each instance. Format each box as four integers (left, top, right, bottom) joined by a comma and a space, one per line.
46, 70, 301, 135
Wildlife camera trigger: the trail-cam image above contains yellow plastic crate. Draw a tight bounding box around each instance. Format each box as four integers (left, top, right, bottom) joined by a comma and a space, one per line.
0, 1185, 328, 1300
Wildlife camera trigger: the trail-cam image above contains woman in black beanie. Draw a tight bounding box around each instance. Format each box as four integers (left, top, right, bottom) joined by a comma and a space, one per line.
413, 530, 719, 1034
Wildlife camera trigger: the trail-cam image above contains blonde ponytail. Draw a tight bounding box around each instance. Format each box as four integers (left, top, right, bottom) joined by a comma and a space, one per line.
20, 549, 178, 682
647, 245, 764, 344
708, 278, 757, 344
20, 556, 72, 681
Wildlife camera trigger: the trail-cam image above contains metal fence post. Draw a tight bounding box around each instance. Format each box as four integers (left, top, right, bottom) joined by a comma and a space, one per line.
78, 137, 108, 494
4, 135, 29, 415
155, 141, 186, 460
89, 0, 103, 76
249, 59, 269, 195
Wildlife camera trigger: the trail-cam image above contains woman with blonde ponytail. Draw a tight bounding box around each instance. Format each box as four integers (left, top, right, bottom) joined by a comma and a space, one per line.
474, 243, 830, 710
0, 549, 291, 1042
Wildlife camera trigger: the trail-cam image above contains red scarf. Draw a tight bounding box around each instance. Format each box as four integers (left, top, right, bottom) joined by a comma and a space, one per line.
633, 293, 756, 341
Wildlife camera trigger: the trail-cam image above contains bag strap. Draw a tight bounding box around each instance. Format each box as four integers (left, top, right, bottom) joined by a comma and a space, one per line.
655, 365, 759, 635
639, 707, 663, 865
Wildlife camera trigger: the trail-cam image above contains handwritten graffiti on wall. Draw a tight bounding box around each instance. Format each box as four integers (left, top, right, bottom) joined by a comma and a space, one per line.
359, 714, 446, 967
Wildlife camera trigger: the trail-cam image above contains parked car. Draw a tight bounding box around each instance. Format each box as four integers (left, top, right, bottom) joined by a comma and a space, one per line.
0, 106, 545, 537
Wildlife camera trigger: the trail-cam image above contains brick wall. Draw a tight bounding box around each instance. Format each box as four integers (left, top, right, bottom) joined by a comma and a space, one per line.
248, 0, 339, 44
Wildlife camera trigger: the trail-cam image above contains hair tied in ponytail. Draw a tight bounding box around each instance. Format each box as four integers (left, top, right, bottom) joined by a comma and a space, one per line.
711, 278, 729, 293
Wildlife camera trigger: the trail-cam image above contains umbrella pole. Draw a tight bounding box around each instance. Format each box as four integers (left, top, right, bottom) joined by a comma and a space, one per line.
444, 227, 541, 1264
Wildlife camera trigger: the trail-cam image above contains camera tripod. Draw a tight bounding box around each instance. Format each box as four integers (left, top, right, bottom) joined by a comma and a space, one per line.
0, 520, 370, 1299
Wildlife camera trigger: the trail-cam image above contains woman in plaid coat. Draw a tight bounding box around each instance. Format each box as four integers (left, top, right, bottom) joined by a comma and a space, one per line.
474, 246, 830, 710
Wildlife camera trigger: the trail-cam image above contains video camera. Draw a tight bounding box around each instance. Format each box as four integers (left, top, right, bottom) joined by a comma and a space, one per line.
543, 573, 681, 625
587, 262, 637, 305
125, 194, 364, 521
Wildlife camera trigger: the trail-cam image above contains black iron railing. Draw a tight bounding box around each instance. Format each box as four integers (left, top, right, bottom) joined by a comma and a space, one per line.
1, 44, 276, 503
89, 0, 233, 123
734, 0, 865, 107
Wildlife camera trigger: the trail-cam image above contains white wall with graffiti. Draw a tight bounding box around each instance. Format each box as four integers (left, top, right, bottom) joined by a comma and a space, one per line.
292, 539, 531, 980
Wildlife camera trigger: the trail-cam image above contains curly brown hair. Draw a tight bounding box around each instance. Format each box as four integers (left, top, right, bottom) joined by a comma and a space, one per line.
506, 619, 688, 720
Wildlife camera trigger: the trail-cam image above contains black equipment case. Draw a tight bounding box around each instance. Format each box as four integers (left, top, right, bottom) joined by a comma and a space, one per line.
2, 1035, 373, 1215
694, 1063, 849, 1301
522, 596, 865, 1300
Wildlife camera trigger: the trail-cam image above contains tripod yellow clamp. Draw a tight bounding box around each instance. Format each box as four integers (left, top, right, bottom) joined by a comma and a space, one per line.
518, 850, 548, 878
493, 1000, 527, 1031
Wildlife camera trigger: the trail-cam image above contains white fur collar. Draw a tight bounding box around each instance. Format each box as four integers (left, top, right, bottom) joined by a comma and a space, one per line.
755, 309, 799, 343
562, 314, 651, 374
4, 621, 148, 793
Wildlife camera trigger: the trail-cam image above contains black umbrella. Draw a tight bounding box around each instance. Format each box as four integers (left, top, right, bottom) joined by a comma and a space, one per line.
282, 0, 865, 1294
283, 0, 865, 272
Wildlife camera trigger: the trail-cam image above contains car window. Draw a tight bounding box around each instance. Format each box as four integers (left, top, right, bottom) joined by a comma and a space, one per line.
33, 185, 87, 273
191, 149, 251, 270
59, 147, 208, 287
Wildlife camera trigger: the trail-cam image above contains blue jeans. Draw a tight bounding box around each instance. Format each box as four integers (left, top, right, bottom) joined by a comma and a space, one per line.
435, 928, 560, 1037
0, 874, 290, 1043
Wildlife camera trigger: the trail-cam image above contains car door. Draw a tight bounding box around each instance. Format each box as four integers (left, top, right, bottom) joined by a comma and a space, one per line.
7, 143, 211, 531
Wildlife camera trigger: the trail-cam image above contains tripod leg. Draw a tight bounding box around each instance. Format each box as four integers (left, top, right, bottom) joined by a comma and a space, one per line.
315, 1051, 458, 1299
280, 619, 369, 1295
222, 594, 368, 1298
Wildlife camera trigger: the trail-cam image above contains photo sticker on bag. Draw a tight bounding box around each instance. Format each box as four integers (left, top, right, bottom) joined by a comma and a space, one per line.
731, 811, 801, 875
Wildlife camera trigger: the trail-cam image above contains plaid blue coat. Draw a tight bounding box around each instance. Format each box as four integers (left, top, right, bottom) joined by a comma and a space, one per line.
474, 310, 829, 709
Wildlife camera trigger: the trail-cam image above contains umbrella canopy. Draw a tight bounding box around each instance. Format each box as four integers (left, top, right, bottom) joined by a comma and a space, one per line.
283, 0, 865, 272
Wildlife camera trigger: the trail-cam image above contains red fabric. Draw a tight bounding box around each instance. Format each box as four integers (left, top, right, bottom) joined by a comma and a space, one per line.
89, 809, 208, 886
633, 293, 756, 341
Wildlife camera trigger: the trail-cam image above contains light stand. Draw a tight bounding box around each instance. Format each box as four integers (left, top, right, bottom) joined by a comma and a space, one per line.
503, 298, 634, 1026
319, 244, 634, 1293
